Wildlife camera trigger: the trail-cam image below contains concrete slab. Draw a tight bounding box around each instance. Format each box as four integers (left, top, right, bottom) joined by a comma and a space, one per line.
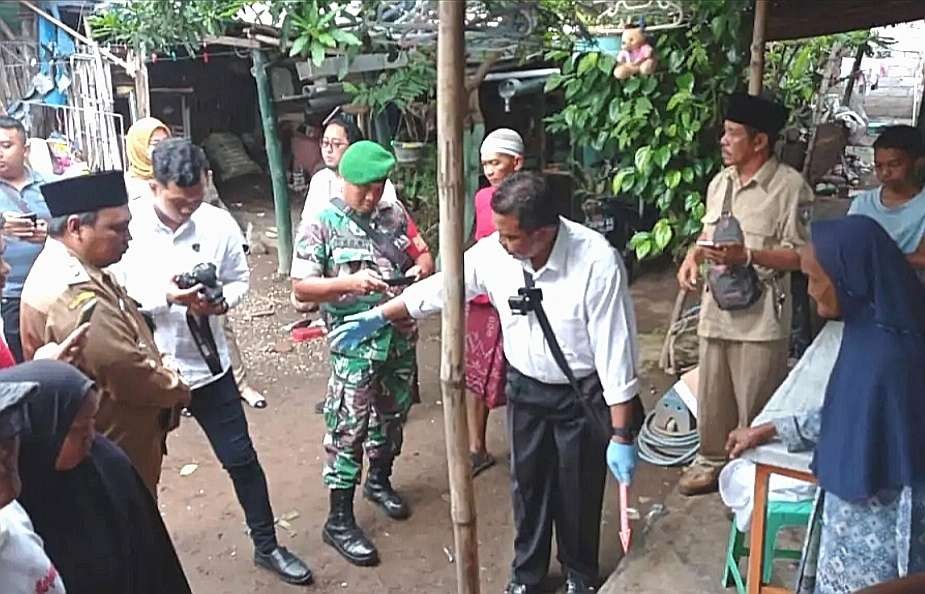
599, 490, 731, 594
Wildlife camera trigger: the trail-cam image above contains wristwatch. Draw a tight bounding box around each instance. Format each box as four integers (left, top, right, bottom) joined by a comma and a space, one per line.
611, 426, 637, 442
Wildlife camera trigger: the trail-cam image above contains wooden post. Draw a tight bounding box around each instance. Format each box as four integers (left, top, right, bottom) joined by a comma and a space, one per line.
251, 48, 293, 276
748, 0, 770, 96
437, 3, 479, 594
134, 50, 151, 119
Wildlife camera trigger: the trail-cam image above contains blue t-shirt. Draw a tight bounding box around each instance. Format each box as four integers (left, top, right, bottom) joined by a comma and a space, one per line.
0, 170, 50, 299
847, 186, 925, 254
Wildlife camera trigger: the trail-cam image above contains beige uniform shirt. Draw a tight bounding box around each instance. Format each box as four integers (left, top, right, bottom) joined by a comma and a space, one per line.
20, 239, 189, 493
697, 158, 812, 342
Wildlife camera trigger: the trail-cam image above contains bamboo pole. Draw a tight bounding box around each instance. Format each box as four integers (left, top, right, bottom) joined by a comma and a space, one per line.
748, 0, 770, 96
251, 48, 293, 276
437, 3, 479, 594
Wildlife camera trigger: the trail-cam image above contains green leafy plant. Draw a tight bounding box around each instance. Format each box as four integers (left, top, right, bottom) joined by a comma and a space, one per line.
89, 0, 249, 52
286, 1, 360, 66
344, 53, 437, 142
89, 0, 360, 66
763, 30, 886, 128
544, 0, 747, 259
392, 147, 439, 249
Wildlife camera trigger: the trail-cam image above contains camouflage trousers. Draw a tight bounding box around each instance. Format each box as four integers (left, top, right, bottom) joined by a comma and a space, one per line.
322, 341, 416, 489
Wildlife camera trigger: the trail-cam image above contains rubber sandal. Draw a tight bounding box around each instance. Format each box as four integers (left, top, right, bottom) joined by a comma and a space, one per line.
471, 451, 496, 477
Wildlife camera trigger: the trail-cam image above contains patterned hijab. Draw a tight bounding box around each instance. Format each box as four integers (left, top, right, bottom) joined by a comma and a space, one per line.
810, 215, 925, 500
126, 117, 170, 179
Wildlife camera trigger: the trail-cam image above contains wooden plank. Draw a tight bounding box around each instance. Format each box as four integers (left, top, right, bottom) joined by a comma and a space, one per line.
203, 35, 259, 49
766, 0, 925, 41
747, 463, 771, 594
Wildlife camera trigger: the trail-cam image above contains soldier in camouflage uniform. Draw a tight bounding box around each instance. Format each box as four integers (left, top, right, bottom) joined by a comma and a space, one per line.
291, 140, 416, 567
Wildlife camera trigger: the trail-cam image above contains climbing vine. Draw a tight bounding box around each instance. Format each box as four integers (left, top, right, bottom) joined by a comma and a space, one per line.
544, 0, 748, 259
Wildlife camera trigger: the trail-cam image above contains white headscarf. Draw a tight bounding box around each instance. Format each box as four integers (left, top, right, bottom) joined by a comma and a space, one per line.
480, 128, 524, 158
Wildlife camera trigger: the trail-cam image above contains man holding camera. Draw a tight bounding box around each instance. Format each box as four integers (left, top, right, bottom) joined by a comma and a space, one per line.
329, 172, 642, 594
115, 138, 312, 585
291, 140, 419, 568
19, 171, 190, 493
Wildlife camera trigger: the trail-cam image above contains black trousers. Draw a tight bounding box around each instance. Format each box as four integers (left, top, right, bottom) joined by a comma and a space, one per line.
1, 297, 24, 363
189, 369, 277, 553
506, 367, 607, 586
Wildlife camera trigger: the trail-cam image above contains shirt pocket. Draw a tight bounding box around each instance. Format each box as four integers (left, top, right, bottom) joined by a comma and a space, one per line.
331, 246, 377, 276
740, 217, 778, 251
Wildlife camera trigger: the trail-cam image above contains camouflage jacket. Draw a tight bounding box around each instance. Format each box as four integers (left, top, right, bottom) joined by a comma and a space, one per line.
293, 199, 415, 360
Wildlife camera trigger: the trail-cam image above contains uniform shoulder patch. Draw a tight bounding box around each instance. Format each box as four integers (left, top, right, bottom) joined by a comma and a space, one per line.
68, 291, 97, 310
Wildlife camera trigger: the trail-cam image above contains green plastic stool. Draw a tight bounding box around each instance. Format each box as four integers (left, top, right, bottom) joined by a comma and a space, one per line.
722, 499, 813, 593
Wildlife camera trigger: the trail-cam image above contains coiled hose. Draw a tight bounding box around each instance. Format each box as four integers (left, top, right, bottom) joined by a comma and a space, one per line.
637, 408, 700, 467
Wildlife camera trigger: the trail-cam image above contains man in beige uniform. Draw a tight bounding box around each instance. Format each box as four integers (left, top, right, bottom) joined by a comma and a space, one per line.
676, 93, 812, 495
20, 171, 190, 494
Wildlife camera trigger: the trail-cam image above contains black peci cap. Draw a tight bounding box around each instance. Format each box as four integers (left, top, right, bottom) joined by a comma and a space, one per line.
725, 93, 789, 138
40, 171, 129, 217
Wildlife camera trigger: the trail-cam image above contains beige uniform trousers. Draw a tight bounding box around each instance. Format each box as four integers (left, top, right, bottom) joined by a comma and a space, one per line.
696, 337, 789, 461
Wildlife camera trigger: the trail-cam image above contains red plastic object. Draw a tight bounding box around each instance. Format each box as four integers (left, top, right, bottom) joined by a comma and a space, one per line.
291, 326, 325, 342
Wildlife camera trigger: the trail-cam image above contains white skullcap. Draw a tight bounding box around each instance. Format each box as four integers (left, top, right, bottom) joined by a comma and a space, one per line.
480, 128, 524, 158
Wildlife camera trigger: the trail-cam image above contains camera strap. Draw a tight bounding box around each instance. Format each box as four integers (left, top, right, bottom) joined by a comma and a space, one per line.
330, 198, 413, 272
186, 313, 224, 376
522, 270, 613, 444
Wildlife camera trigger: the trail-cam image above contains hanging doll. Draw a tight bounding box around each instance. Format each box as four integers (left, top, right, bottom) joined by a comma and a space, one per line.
613, 23, 657, 80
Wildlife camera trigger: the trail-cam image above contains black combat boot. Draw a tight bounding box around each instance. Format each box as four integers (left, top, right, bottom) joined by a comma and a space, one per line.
322, 488, 379, 566
363, 459, 410, 520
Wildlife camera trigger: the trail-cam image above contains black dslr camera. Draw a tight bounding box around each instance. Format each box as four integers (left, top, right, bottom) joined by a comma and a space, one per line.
508, 286, 543, 316
175, 263, 225, 306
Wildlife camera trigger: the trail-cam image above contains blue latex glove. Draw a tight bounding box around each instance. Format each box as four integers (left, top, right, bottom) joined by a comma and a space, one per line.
328, 308, 388, 351
606, 440, 637, 485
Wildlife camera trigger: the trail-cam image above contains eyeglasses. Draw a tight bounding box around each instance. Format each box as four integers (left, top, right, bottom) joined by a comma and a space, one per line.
321, 139, 347, 150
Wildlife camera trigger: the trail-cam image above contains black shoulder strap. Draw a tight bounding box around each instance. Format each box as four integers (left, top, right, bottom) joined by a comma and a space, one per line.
721, 178, 734, 216
330, 197, 412, 271
522, 270, 583, 394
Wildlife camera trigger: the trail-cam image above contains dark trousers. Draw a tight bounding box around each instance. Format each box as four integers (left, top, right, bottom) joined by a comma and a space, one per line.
1, 297, 24, 363
506, 368, 607, 586
190, 369, 277, 553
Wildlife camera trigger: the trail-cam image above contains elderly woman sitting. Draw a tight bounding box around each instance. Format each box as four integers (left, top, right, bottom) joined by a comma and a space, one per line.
727, 215, 925, 594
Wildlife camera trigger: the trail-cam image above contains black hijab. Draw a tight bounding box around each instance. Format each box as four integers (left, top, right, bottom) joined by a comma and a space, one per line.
3, 360, 192, 594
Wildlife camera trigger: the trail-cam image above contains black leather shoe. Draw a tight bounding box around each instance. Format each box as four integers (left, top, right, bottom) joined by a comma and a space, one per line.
363, 460, 410, 520
254, 546, 313, 585
565, 574, 596, 594
313, 399, 324, 414
503, 582, 529, 594
322, 488, 380, 566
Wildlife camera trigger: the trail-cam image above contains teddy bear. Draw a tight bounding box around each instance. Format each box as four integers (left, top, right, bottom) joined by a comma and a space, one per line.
613, 25, 657, 80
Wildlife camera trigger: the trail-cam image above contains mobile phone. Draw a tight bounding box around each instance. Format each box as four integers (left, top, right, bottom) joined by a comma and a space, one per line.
696, 239, 716, 248
77, 300, 97, 326
385, 276, 416, 288
20, 212, 37, 223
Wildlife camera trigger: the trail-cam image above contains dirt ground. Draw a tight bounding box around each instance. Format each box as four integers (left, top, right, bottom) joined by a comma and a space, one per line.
157, 183, 684, 594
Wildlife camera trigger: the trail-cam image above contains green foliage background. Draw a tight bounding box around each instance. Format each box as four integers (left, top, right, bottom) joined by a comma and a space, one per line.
545, 0, 748, 259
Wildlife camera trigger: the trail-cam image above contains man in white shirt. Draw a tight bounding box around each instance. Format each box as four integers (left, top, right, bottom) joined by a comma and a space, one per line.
329, 172, 643, 594
115, 139, 313, 586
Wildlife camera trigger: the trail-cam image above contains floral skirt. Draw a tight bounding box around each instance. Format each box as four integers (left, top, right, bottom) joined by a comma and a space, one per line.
465, 302, 507, 409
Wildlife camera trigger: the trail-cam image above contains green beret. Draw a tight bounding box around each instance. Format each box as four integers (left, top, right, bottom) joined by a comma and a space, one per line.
338, 140, 396, 185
